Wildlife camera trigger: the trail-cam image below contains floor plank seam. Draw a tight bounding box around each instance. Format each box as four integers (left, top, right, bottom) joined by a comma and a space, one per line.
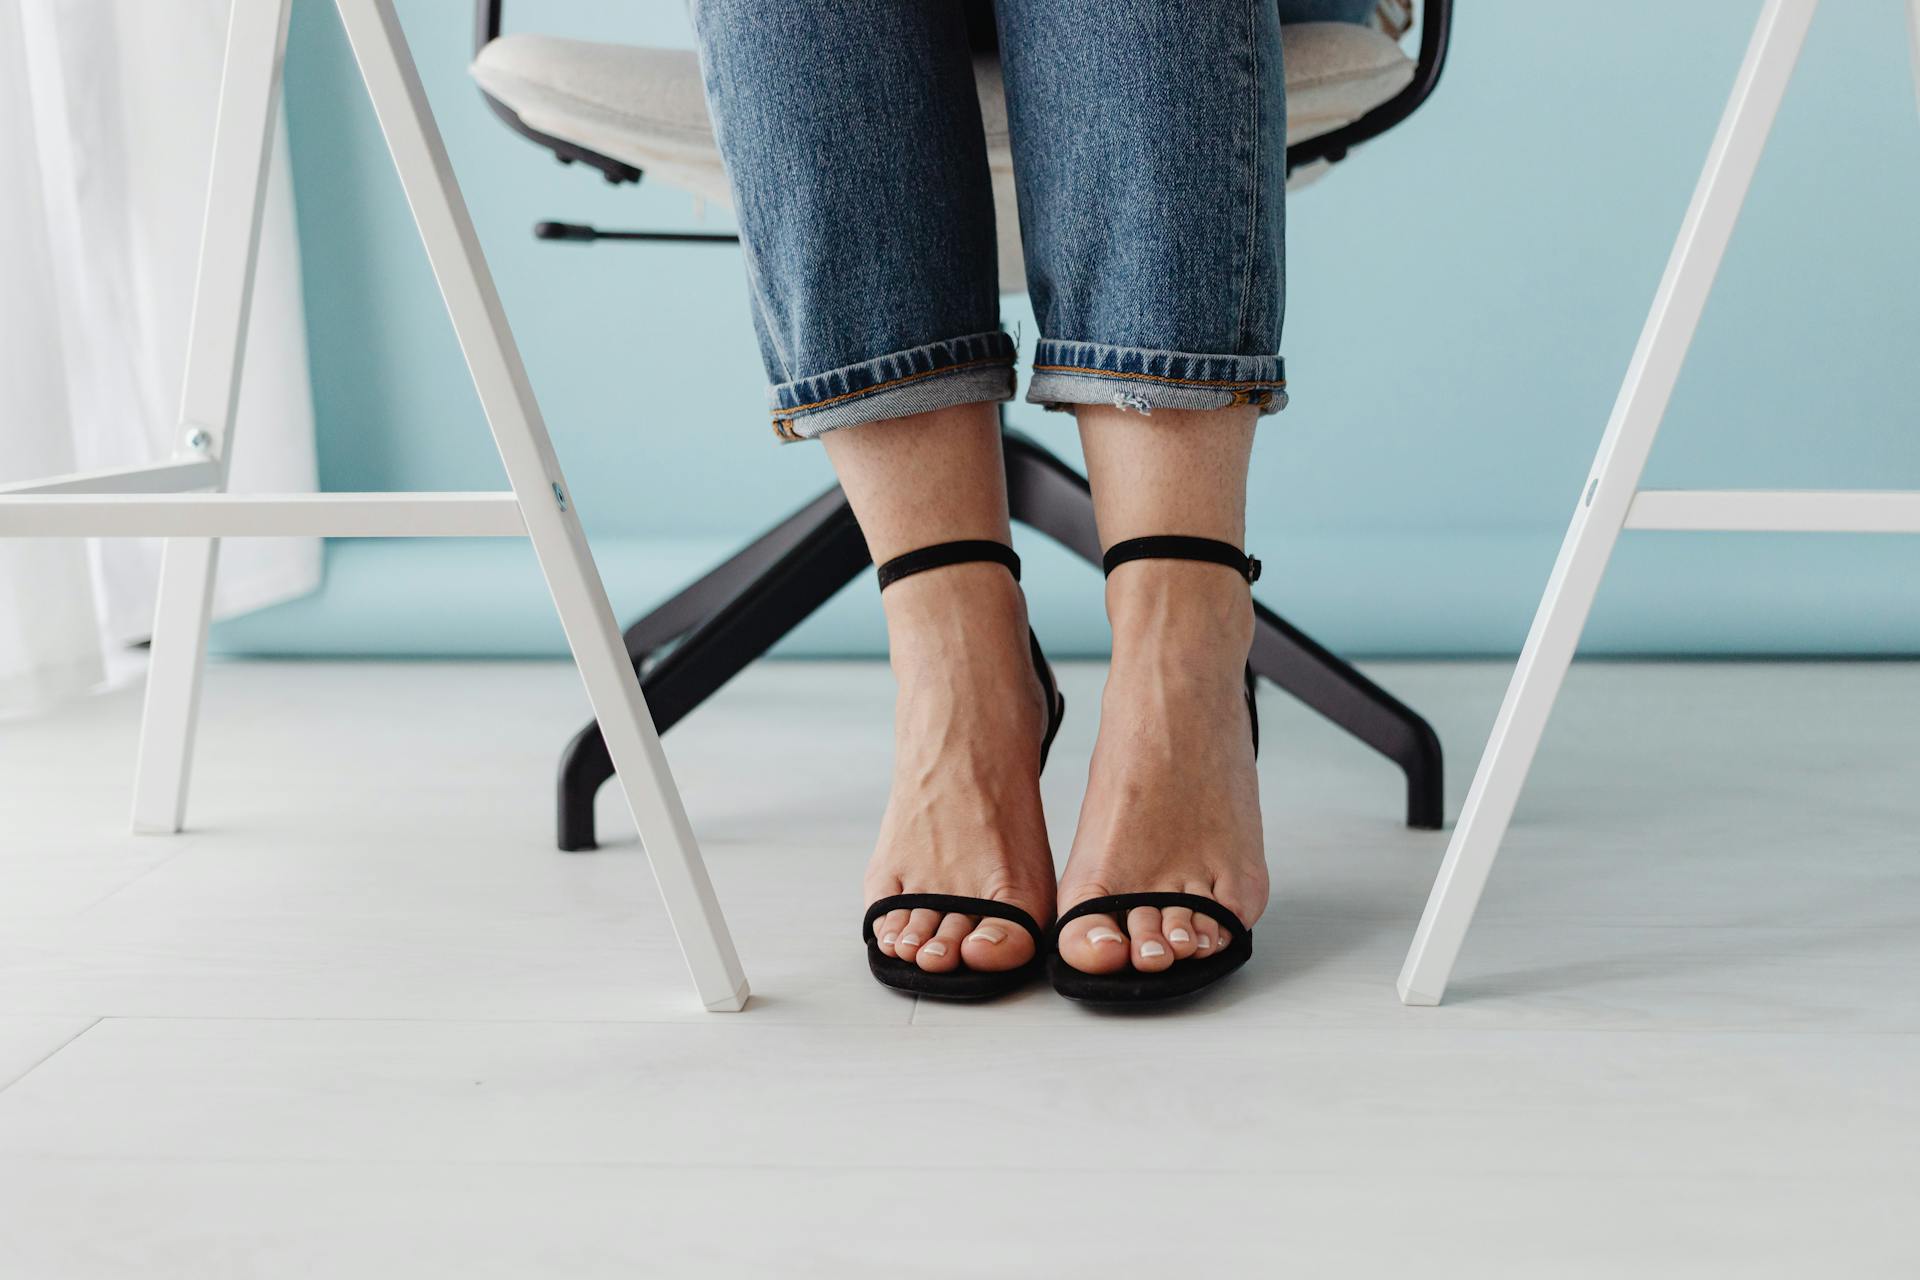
68, 843, 202, 917
0, 1012, 920, 1029
4, 1154, 1907, 1181
13, 1013, 1920, 1038
0, 1017, 103, 1095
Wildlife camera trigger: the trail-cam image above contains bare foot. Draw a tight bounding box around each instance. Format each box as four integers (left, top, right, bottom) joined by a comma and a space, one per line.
1055, 559, 1267, 974
864, 562, 1057, 973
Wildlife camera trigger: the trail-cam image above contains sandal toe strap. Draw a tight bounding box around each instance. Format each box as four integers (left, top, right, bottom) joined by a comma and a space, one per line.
1052, 893, 1248, 942
862, 894, 1045, 944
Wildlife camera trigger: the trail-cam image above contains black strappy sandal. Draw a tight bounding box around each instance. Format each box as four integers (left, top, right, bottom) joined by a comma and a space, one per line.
1049, 535, 1263, 1006
860, 540, 1066, 1000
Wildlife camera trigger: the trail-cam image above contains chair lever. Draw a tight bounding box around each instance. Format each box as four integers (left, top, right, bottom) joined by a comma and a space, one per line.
533, 220, 739, 245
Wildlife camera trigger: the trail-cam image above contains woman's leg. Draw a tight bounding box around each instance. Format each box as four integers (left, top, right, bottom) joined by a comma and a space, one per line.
690, 2, 1052, 970
689, 0, 1013, 441
1058, 407, 1266, 973
824, 409, 1054, 974
995, 0, 1287, 974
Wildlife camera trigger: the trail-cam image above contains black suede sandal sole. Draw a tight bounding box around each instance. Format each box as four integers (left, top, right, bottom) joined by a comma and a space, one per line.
1048, 892, 1252, 1005
863, 894, 1048, 1000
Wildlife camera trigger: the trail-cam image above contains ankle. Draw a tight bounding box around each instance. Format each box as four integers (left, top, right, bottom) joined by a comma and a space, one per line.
1106, 562, 1254, 677
883, 563, 1029, 656
880, 565, 1046, 718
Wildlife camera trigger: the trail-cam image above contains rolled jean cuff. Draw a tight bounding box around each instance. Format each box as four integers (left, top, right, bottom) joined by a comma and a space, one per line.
1026, 340, 1288, 417
768, 331, 1018, 442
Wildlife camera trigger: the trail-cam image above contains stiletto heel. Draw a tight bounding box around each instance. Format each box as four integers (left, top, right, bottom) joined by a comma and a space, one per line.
860, 540, 1065, 1000
1049, 535, 1262, 1005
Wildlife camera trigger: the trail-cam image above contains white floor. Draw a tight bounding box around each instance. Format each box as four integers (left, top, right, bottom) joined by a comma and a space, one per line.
1, 658, 1917, 1276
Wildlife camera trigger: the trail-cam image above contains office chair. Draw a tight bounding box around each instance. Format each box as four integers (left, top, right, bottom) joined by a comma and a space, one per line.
468, 0, 1455, 852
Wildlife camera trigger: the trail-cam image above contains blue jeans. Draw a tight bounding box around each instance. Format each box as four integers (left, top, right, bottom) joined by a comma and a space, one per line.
690, 0, 1376, 440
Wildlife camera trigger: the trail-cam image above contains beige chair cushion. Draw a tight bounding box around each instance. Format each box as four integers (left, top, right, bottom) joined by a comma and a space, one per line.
471, 23, 1414, 293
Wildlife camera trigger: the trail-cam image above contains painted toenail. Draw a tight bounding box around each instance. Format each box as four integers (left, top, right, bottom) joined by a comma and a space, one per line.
969, 927, 1005, 945
881, 933, 898, 946
1197, 936, 1212, 949
899, 933, 921, 947
1088, 928, 1126, 946
1168, 928, 1190, 944
1141, 941, 1167, 958
922, 941, 948, 957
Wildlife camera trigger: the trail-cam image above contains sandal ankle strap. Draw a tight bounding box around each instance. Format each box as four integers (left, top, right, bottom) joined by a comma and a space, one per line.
876, 539, 1020, 591
1101, 535, 1261, 584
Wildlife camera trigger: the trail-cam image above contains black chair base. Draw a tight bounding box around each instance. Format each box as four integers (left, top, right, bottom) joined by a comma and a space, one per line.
557, 428, 1443, 851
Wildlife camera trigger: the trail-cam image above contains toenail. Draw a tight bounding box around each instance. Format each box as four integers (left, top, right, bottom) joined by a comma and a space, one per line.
969, 927, 1005, 945
1088, 928, 1126, 946
881, 933, 898, 946
899, 933, 921, 947
922, 941, 948, 957
1140, 941, 1167, 958
1197, 936, 1212, 949
1168, 928, 1190, 944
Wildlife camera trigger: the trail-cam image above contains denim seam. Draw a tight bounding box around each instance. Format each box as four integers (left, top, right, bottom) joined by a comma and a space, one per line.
1236, 0, 1259, 351
1030, 364, 1285, 389
773, 355, 1014, 418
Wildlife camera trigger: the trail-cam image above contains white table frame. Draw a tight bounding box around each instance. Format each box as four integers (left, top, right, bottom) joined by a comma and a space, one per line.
0, 0, 750, 1012
1399, 0, 1920, 1005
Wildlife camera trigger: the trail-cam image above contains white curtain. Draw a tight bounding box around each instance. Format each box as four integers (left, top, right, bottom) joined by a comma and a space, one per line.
0, 0, 320, 715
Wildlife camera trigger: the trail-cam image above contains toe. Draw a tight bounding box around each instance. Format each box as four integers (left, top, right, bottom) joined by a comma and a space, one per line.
960, 913, 1037, 972
1127, 906, 1174, 972
875, 908, 911, 957
1160, 906, 1197, 959
893, 907, 942, 963
1193, 911, 1221, 959
917, 913, 973, 972
1057, 912, 1131, 974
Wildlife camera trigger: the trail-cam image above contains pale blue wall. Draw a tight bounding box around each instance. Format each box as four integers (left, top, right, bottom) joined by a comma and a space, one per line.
214, 0, 1920, 658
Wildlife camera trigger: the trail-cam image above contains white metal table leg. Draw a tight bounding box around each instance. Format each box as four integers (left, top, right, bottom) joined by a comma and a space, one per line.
330, 0, 749, 1010
131, 0, 292, 834
1396, 0, 1822, 1006
132, 537, 221, 833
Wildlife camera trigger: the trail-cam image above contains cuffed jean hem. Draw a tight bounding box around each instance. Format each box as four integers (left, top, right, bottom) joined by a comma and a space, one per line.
1026, 340, 1289, 417
768, 331, 1018, 442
